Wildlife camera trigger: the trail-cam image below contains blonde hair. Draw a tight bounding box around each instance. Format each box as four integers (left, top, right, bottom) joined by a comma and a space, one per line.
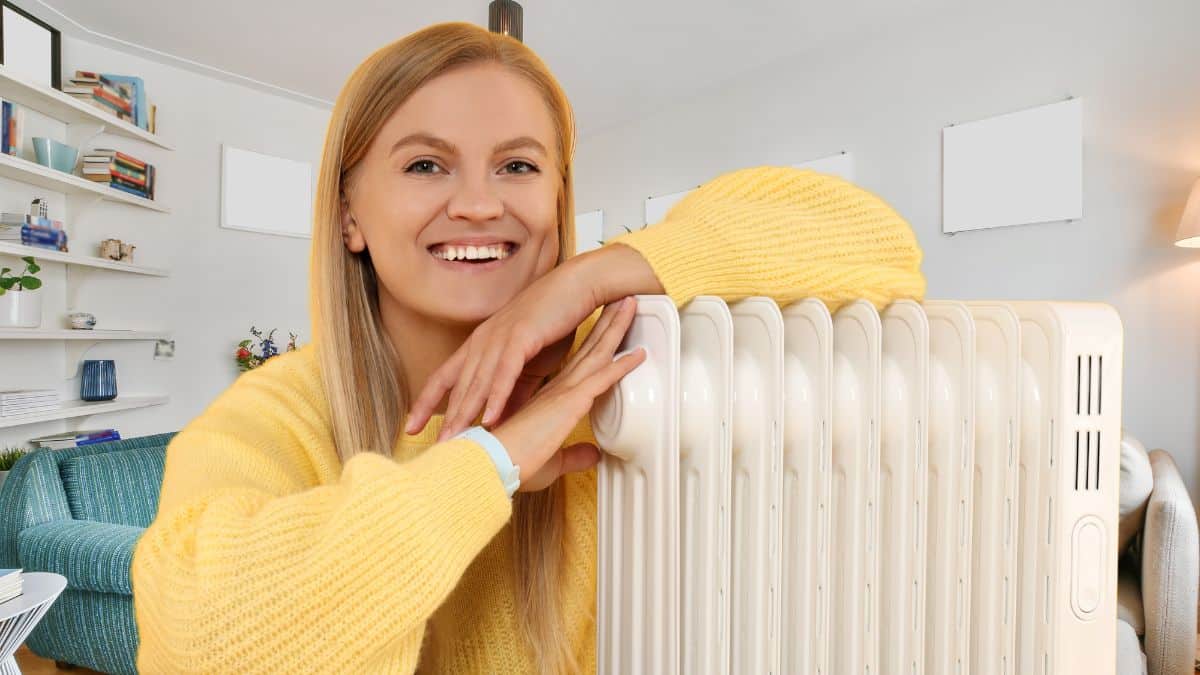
309, 22, 579, 673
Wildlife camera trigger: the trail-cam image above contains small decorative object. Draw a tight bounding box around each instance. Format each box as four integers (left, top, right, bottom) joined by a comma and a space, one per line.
236, 326, 299, 372
99, 238, 122, 260
80, 359, 117, 401
31, 136, 77, 173
488, 0, 523, 41
154, 338, 174, 360
119, 242, 135, 261
0, 446, 28, 491
0, 1, 62, 90
30, 198, 47, 219
68, 311, 96, 329
0, 255, 42, 328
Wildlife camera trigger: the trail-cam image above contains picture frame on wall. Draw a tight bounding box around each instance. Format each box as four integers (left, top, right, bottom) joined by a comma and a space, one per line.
0, 1, 62, 90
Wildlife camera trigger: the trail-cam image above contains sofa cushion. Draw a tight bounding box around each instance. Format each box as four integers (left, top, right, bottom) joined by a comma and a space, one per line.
1117, 618, 1148, 675
60, 445, 166, 528
1120, 432, 1153, 553
17, 519, 142, 594
1118, 558, 1145, 636
1142, 449, 1199, 675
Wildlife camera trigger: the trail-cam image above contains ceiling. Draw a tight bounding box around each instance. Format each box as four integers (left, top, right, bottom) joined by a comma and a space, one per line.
27, 0, 953, 138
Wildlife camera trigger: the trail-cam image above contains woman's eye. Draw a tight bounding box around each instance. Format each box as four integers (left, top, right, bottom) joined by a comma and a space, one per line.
502, 160, 538, 174
405, 159, 442, 174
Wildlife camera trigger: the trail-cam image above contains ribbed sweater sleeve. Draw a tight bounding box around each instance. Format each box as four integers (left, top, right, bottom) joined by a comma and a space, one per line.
131, 348, 512, 674
606, 167, 926, 312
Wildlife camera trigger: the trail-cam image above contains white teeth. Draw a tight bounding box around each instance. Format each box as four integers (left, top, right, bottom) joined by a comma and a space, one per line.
432, 244, 511, 261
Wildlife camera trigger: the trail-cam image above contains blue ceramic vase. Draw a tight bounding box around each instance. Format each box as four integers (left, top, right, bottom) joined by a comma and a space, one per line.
80, 359, 117, 401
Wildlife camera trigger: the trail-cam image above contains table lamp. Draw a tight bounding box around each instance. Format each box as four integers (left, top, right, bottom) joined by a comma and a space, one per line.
1175, 178, 1200, 247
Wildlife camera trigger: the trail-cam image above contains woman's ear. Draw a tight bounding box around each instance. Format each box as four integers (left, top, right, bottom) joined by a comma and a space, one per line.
340, 191, 367, 253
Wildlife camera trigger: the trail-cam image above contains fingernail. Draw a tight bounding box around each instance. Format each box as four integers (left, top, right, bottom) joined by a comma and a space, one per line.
482, 406, 496, 425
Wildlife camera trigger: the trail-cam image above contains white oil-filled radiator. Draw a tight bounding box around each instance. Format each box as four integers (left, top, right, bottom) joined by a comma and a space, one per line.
590, 295, 1122, 675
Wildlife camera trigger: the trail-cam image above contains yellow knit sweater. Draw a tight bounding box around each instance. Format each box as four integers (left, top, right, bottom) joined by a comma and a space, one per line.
131, 167, 925, 673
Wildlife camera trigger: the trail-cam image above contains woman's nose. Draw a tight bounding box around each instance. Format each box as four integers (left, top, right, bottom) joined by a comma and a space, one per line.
446, 171, 504, 222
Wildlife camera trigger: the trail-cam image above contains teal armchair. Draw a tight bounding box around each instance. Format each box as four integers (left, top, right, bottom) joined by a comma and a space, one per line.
0, 432, 177, 674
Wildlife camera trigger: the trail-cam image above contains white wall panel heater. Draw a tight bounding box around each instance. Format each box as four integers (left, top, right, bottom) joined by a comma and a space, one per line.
591, 295, 1122, 675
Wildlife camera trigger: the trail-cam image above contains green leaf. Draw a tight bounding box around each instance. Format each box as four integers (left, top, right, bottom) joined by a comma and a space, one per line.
0, 278, 15, 290
26, 262, 39, 275
19, 277, 41, 290
0, 268, 10, 275
20, 256, 34, 265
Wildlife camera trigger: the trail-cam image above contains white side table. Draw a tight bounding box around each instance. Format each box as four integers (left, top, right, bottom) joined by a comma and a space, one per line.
0, 573, 67, 675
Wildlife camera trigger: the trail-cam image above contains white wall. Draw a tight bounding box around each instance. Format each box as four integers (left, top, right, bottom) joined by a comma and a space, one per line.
0, 34, 328, 448
574, 1, 1200, 495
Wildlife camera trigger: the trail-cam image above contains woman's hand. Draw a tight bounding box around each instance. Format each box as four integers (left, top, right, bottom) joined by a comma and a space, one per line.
489, 296, 645, 491
405, 243, 663, 441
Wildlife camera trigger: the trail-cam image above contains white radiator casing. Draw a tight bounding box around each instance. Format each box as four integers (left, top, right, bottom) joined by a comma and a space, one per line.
591, 296, 1121, 675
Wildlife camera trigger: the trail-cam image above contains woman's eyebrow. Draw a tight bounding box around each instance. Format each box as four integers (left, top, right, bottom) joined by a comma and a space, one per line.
389, 132, 457, 156
388, 133, 547, 157
493, 136, 547, 156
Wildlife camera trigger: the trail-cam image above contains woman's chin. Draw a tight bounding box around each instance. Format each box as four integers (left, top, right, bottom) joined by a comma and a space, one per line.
429, 295, 512, 326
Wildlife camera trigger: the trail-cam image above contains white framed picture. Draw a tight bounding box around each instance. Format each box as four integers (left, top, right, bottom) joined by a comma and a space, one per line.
0, 1, 61, 90
220, 145, 313, 238
576, 209, 604, 254
942, 98, 1083, 234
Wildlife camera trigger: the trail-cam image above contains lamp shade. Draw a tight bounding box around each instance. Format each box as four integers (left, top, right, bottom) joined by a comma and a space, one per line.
1175, 178, 1200, 247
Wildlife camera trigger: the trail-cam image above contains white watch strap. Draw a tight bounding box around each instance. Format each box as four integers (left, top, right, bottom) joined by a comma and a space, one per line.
455, 426, 521, 498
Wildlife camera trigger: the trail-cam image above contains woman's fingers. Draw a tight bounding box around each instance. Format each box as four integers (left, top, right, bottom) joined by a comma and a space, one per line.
561, 296, 639, 388
518, 442, 601, 493
480, 348, 532, 427
405, 348, 466, 434
442, 341, 485, 435
574, 296, 631, 359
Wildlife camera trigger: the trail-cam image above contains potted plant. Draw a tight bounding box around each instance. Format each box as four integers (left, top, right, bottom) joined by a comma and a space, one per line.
0, 446, 28, 492
0, 256, 43, 328
236, 326, 298, 372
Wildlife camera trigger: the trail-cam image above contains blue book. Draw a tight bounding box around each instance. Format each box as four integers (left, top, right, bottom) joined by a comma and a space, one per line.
108, 181, 149, 199
1, 101, 10, 153
100, 74, 146, 130
77, 432, 121, 446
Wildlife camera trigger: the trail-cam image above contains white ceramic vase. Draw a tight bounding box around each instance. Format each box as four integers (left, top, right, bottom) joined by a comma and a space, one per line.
0, 288, 42, 328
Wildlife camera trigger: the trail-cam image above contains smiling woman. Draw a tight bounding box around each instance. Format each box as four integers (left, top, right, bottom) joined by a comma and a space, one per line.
128, 18, 923, 675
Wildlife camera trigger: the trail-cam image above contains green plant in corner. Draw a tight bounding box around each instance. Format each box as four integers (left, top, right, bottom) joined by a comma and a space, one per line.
0, 446, 29, 471
0, 256, 42, 296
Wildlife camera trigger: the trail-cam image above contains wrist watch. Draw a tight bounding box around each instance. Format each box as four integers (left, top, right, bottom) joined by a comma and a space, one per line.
454, 426, 521, 498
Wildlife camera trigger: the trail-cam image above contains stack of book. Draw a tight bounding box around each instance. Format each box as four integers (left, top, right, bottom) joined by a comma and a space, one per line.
0, 212, 23, 242
0, 99, 24, 155
30, 428, 121, 449
0, 569, 21, 604
63, 71, 155, 133
13, 214, 68, 252
82, 148, 155, 200
0, 390, 59, 417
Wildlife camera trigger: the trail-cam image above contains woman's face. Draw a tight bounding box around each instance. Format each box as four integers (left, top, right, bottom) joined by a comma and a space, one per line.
341, 62, 561, 326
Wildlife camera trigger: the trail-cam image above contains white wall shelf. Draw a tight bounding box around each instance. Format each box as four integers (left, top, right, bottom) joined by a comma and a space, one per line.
0, 395, 169, 429
0, 65, 173, 150
0, 242, 167, 276
0, 328, 169, 340
0, 153, 168, 213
